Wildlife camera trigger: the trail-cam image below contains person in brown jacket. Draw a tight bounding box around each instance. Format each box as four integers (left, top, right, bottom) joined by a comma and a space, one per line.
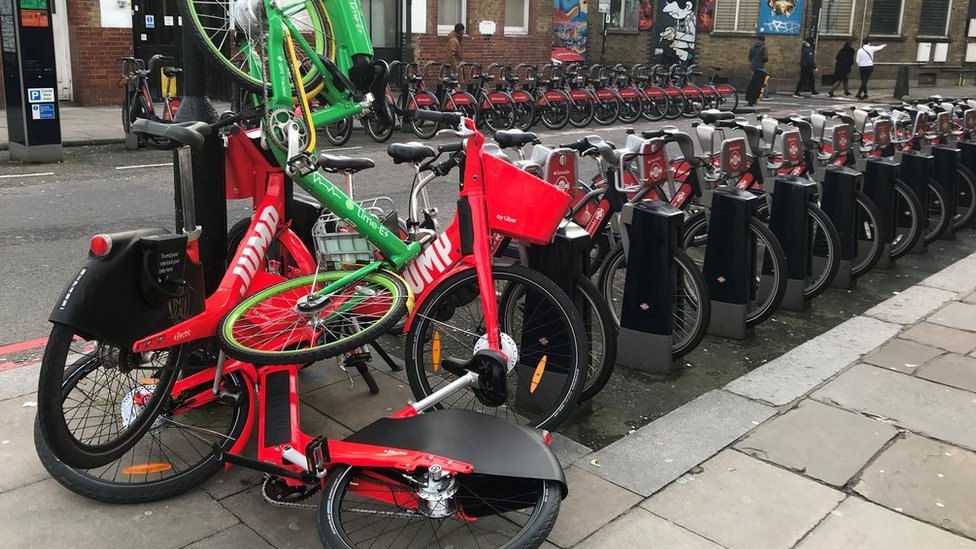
447, 23, 464, 74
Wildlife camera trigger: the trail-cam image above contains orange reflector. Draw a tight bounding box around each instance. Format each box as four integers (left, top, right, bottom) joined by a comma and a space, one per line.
529, 355, 547, 394
122, 463, 172, 475
138, 378, 158, 386
432, 331, 441, 373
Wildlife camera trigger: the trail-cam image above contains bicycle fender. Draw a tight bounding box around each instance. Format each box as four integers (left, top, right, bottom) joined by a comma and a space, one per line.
344, 409, 567, 497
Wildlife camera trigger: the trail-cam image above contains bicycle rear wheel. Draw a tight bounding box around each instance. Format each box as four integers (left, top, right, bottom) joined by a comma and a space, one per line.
364, 95, 396, 143
323, 116, 354, 146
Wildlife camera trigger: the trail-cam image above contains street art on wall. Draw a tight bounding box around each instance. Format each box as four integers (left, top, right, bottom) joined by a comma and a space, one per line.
639, 0, 654, 30
759, 0, 803, 35
554, 0, 588, 55
654, 0, 697, 63
697, 0, 714, 33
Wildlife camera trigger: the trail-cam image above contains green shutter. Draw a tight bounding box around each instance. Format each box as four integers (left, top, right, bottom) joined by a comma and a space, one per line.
869, 0, 902, 35
918, 0, 951, 36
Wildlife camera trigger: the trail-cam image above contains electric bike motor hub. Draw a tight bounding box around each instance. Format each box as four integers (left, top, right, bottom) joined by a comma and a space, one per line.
416, 465, 459, 518
230, 0, 265, 37
473, 332, 519, 372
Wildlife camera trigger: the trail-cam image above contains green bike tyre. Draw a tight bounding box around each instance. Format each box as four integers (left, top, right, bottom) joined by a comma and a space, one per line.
218, 270, 410, 365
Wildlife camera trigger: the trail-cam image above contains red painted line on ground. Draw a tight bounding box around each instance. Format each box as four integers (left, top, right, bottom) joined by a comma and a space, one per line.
0, 337, 47, 356
0, 360, 39, 372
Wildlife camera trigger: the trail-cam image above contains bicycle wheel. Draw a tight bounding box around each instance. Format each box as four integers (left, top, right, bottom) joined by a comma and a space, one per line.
851, 190, 885, 278
617, 88, 644, 124
663, 88, 685, 120
539, 91, 571, 130
593, 95, 621, 125
364, 95, 396, 143
319, 465, 561, 549
891, 179, 924, 260
179, 0, 332, 93
481, 95, 516, 132
512, 91, 536, 131
568, 94, 595, 128
598, 244, 710, 358
227, 217, 310, 278
122, 89, 133, 135
681, 87, 705, 118
405, 264, 586, 430
35, 323, 187, 470
35, 369, 249, 503
803, 204, 841, 299
642, 87, 668, 122
323, 116, 354, 146
409, 93, 441, 139
218, 270, 410, 365
922, 178, 950, 244
714, 84, 739, 111
682, 211, 787, 328
952, 165, 976, 230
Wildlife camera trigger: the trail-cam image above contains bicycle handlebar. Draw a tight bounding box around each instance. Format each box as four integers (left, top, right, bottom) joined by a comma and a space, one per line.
415, 110, 463, 127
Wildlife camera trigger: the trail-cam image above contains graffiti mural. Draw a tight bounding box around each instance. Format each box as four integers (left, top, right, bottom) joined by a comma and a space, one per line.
639, 0, 654, 30
554, 0, 588, 55
697, 0, 714, 33
758, 0, 803, 35
654, 0, 697, 63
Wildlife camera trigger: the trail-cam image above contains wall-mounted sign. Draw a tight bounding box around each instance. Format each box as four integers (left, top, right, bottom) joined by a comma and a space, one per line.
758, 0, 803, 35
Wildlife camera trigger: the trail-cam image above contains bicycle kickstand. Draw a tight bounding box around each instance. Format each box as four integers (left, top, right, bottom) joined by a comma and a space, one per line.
369, 340, 403, 372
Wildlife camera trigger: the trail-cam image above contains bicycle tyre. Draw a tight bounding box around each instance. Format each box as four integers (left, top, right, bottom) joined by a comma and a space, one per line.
681, 86, 705, 118
663, 88, 686, 120
405, 264, 586, 430
36, 323, 187, 470
364, 96, 396, 143
122, 89, 133, 135
851, 190, 885, 278
318, 465, 561, 549
717, 85, 739, 112
922, 178, 950, 244
952, 165, 976, 230
227, 216, 310, 278
323, 117, 354, 146
891, 179, 924, 260
481, 92, 516, 132
593, 95, 621, 126
802, 204, 841, 299
218, 270, 410, 365
568, 94, 595, 128
512, 91, 537, 131
409, 93, 441, 139
642, 87, 669, 122
539, 90, 571, 130
617, 88, 644, 124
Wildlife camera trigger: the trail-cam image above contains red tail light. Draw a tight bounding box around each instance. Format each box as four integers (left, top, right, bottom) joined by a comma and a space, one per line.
89, 234, 113, 257
542, 430, 553, 446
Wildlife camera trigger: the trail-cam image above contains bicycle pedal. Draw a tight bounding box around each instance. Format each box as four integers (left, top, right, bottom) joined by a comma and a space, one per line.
304, 436, 330, 477
287, 153, 316, 177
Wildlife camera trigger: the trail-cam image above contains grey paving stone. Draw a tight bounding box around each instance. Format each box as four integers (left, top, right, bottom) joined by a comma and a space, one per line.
183, 524, 274, 549
920, 254, 976, 294
863, 338, 944, 374
0, 394, 47, 494
296, 361, 348, 394
642, 450, 844, 549
796, 497, 976, 549
900, 322, 976, 354
726, 316, 901, 406
0, 481, 237, 549
548, 466, 642, 548
916, 353, 976, 393
865, 285, 957, 325
964, 291, 976, 304
578, 390, 775, 497
302, 369, 413, 431
576, 508, 725, 549
220, 484, 320, 549
734, 400, 898, 487
812, 363, 976, 451
929, 302, 976, 333
0, 362, 41, 402
550, 432, 592, 466
854, 434, 976, 540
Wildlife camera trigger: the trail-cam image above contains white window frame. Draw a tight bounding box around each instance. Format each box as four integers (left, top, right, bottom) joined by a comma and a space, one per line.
437, 0, 467, 35
504, 0, 530, 35
608, 0, 639, 30
820, 0, 856, 36
870, 0, 905, 37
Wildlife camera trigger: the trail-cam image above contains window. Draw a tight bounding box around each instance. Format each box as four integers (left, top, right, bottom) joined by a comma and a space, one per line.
918, 0, 951, 36
505, 0, 530, 34
868, 0, 903, 35
607, 0, 639, 30
713, 0, 759, 32
820, 0, 855, 35
438, 0, 466, 34
361, 0, 397, 48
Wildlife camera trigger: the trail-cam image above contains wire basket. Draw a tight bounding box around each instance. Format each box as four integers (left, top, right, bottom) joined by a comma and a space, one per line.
312, 197, 394, 268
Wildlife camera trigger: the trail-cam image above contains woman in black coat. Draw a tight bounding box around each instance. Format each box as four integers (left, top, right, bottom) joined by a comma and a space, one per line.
828, 40, 855, 97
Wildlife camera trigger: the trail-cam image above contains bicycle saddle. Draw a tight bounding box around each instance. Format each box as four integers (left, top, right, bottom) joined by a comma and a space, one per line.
162, 67, 183, 78
387, 142, 436, 164
699, 109, 735, 125
131, 119, 210, 150
493, 129, 538, 149
317, 154, 375, 173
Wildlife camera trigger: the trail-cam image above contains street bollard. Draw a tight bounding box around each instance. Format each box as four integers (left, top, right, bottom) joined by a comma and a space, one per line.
615, 201, 683, 374
862, 157, 899, 269
704, 187, 760, 339
821, 166, 860, 289
960, 141, 976, 229
931, 144, 960, 241
769, 175, 817, 311
899, 150, 933, 254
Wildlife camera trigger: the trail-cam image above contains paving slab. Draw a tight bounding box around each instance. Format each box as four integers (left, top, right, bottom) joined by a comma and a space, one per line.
220, 484, 320, 549
812, 363, 976, 451
183, 524, 274, 549
548, 466, 642, 548
928, 302, 976, 333
963, 291, 976, 304
301, 369, 413, 432
734, 399, 898, 487
578, 390, 775, 497
642, 450, 844, 549
0, 394, 47, 494
0, 363, 41, 402
920, 254, 976, 293
863, 338, 944, 374
576, 508, 726, 549
916, 353, 976, 393
725, 316, 901, 406
796, 497, 976, 549
864, 285, 957, 325
0, 481, 237, 549
550, 432, 592, 466
900, 322, 976, 354
854, 434, 976, 539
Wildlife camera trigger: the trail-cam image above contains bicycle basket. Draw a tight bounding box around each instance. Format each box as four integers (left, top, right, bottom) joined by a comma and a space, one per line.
312, 197, 395, 268
483, 154, 572, 245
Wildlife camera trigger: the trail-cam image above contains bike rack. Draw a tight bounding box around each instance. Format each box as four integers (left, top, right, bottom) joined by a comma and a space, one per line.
616, 201, 683, 374
704, 187, 760, 339
900, 150, 934, 254
931, 144, 960, 241
862, 158, 899, 269
821, 166, 860, 289
769, 175, 817, 311
959, 141, 976, 229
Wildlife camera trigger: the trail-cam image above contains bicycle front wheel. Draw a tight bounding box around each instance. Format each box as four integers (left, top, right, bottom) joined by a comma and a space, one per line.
952, 165, 976, 230
922, 178, 950, 244
891, 179, 924, 259
323, 116, 354, 146
219, 270, 410, 365
405, 265, 586, 430
851, 190, 885, 278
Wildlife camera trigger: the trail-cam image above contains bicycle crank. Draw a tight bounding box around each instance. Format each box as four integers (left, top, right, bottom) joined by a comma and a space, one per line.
261, 475, 320, 510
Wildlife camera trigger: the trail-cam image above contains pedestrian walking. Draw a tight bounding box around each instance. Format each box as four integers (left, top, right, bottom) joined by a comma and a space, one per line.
793, 38, 819, 97
827, 40, 855, 97
446, 23, 464, 74
745, 35, 768, 106
855, 41, 886, 99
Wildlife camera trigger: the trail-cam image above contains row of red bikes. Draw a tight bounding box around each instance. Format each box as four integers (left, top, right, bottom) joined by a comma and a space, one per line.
32, 91, 975, 547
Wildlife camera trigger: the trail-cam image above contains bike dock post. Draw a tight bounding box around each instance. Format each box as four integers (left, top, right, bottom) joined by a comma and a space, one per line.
862, 157, 899, 269
770, 175, 817, 311
615, 201, 683, 374
821, 166, 860, 289
899, 150, 934, 255
959, 141, 976, 229
704, 187, 760, 339
932, 144, 960, 241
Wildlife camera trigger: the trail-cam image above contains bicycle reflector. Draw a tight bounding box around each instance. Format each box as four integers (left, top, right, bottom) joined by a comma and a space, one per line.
89, 234, 113, 257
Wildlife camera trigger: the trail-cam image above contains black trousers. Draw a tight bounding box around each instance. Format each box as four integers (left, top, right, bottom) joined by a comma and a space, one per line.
746, 70, 766, 105
857, 66, 874, 97
794, 66, 817, 94
829, 74, 850, 94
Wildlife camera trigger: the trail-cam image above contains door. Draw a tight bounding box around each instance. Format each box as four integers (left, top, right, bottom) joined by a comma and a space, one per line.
52, 0, 72, 100
362, 0, 402, 63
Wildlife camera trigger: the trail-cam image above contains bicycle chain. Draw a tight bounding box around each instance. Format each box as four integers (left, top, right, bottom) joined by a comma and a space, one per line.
260, 475, 320, 510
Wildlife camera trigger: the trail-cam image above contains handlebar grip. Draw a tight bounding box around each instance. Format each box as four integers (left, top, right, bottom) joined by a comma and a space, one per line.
415, 110, 463, 127
640, 130, 668, 139
439, 141, 464, 153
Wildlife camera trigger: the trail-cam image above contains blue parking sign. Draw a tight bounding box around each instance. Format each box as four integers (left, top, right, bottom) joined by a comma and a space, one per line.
28, 89, 42, 102
31, 103, 56, 120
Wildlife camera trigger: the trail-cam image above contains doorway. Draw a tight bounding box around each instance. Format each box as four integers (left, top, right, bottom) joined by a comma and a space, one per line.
362, 0, 402, 63
52, 0, 72, 101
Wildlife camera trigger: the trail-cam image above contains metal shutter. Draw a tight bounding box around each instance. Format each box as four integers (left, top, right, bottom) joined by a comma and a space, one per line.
715, 0, 759, 32
918, 0, 951, 35
868, 0, 902, 35
821, 0, 854, 34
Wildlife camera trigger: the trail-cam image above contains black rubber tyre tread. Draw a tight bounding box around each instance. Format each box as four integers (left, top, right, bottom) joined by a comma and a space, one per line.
573, 275, 617, 401
951, 165, 976, 230
410, 94, 442, 139
593, 96, 621, 126
122, 89, 133, 134
36, 323, 186, 470
364, 97, 396, 143
568, 96, 595, 128
850, 190, 885, 278
803, 204, 842, 299
664, 89, 685, 120
324, 117, 354, 147
513, 98, 537, 131
317, 465, 562, 549
617, 89, 644, 124
922, 177, 951, 244
681, 87, 705, 118
641, 87, 669, 122
891, 179, 924, 260
540, 90, 571, 130
718, 87, 738, 111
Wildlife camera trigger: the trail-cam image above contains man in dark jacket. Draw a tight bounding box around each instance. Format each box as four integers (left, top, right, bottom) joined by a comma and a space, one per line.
745, 36, 768, 106
793, 38, 819, 97
827, 40, 855, 97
